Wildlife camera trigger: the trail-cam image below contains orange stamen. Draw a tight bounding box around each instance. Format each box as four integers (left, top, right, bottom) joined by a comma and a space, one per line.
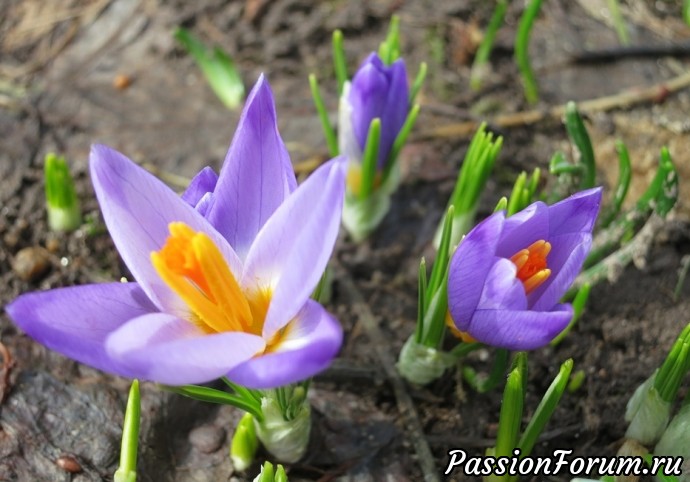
509, 239, 552, 294
152, 222, 271, 335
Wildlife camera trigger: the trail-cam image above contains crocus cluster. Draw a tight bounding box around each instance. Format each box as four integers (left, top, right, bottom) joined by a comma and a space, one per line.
8, 77, 345, 389
339, 52, 410, 240
447, 188, 602, 350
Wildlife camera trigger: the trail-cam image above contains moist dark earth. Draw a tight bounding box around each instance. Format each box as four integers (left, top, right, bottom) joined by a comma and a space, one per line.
2, 1, 690, 481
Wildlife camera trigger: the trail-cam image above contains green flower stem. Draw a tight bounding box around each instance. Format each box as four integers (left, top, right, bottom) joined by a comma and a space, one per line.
564, 101, 596, 189
600, 140, 632, 228
308, 74, 338, 157
515, 0, 543, 104
359, 118, 381, 200
463, 348, 510, 393
449, 341, 483, 359
174, 28, 244, 110
470, 0, 508, 91
114, 380, 140, 482
382, 104, 420, 185
332, 30, 348, 96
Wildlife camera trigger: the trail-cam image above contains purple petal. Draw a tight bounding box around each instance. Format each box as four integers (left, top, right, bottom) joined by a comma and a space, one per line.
349, 56, 389, 152
90, 144, 242, 315
181, 166, 218, 209
467, 304, 573, 350
378, 58, 409, 166
105, 313, 265, 385
242, 158, 345, 340
477, 258, 527, 311
531, 232, 592, 310
448, 211, 505, 331
495, 202, 550, 258
6, 283, 156, 377
206, 75, 297, 261
226, 300, 342, 389
547, 187, 603, 236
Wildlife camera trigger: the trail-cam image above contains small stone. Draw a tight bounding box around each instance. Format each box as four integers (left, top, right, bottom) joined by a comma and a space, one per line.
189, 424, 226, 454
12, 247, 51, 282
3, 232, 19, 249
45, 236, 60, 253
56, 455, 82, 473
113, 74, 132, 90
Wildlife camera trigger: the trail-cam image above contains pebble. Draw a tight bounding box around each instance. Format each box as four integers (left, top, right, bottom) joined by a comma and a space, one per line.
189, 424, 226, 454
56, 455, 82, 473
45, 236, 60, 253
12, 247, 51, 282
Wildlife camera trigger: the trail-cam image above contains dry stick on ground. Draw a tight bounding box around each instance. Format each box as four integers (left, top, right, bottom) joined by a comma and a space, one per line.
418, 70, 690, 140
335, 264, 440, 482
0, 341, 14, 403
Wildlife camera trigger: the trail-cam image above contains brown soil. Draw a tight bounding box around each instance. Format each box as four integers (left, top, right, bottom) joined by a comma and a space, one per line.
2, 1, 690, 481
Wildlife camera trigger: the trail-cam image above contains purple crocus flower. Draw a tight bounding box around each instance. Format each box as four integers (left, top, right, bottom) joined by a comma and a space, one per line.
447, 188, 603, 350
339, 52, 409, 173
7, 76, 345, 389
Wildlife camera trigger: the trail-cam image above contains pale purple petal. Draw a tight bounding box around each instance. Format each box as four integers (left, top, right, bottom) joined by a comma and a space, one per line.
181, 166, 218, 208
206, 75, 297, 260
547, 187, 603, 236
242, 158, 345, 340
531, 233, 592, 310
226, 300, 342, 389
6, 283, 156, 377
467, 304, 573, 350
338, 83, 363, 164
105, 313, 265, 385
495, 202, 549, 258
448, 211, 505, 331
90, 144, 242, 315
477, 258, 527, 311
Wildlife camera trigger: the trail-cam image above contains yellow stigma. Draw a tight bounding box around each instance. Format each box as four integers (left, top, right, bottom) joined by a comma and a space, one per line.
151, 222, 269, 335
509, 239, 552, 295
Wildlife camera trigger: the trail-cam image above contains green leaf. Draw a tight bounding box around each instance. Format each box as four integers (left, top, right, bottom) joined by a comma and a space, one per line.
44, 153, 81, 232
309, 74, 338, 157
332, 30, 348, 97
378, 15, 401, 65
382, 104, 420, 184
114, 380, 140, 482
565, 101, 596, 189
174, 28, 244, 109
515, 0, 544, 104
600, 140, 632, 227
517, 359, 573, 456
495, 366, 524, 460
470, 0, 508, 91
163, 384, 263, 421
359, 118, 381, 200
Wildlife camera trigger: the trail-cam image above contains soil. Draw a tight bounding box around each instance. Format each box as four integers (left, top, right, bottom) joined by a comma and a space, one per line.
2, 1, 690, 481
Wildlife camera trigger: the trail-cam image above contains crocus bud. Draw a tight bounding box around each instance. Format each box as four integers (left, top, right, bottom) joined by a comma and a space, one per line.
339, 52, 409, 172
231, 412, 258, 471
625, 373, 671, 446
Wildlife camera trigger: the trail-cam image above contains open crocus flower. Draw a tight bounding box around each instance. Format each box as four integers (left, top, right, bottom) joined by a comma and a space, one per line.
339, 52, 408, 194
447, 188, 602, 350
7, 76, 345, 389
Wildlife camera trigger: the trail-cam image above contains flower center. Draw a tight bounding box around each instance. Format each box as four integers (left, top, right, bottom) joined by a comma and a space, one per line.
151, 222, 269, 335
346, 164, 381, 197
509, 239, 552, 294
